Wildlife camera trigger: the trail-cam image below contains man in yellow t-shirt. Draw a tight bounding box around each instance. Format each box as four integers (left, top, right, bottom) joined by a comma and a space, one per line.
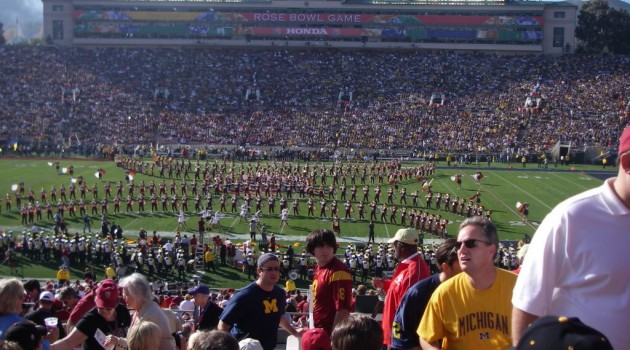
418, 217, 516, 350
56, 265, 70, 286
105, 264, 116, 279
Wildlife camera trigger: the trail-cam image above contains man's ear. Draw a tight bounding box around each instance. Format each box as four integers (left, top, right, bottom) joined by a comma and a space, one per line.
440, 262, 448, 273
622, 153, 630, 174
489, 245, 498, 261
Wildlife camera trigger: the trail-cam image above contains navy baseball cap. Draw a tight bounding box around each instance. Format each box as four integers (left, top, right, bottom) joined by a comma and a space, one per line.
187, 284, 210, 295
514, 315, 613, 350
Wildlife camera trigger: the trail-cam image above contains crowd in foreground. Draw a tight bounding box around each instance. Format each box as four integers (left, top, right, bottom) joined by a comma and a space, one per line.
0, 217, 619, 350
1, 47, 628, 155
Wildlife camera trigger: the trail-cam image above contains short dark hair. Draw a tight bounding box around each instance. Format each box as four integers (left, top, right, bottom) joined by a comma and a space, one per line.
23, 280, 41, 293
435, 238, 458, 268
305, 229, 337, 255
59, 287, 77, 300
331, 314, 383, 350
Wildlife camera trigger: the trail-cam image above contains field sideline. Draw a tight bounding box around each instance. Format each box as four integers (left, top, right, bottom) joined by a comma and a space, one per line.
0, 157, 614, 287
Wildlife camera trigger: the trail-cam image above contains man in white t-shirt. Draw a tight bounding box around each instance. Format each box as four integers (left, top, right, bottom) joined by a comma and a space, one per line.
512, 126, 630, 350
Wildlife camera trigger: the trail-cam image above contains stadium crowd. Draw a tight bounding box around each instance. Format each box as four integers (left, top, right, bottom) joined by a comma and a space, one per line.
1, 47, 628, 157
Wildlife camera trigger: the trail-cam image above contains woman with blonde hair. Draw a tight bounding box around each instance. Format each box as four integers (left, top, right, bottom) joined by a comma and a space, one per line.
0, 279, 58, 347
128, 321, 161, 350
0, 278, 27, 337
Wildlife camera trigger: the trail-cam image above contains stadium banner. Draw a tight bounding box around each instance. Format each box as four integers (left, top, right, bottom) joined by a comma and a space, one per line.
73, 10, 543, 26
417, 15, 542, 26
242, 13, 543, 26
73, 21, 543, 41
235, 27, 366, 37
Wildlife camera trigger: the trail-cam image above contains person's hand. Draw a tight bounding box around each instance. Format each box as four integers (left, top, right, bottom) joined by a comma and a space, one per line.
46, 326, 59, 343
293, 327, 308, 337
372, 277, 384, 289
104, 335, 119, 348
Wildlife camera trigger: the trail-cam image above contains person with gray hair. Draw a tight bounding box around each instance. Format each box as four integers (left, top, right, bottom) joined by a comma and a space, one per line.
418, 216, 517, 350
187, 330, 239, 350
105, 273, 176, 350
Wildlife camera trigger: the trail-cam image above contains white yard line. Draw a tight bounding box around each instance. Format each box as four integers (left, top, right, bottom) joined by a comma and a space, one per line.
492, 171, 553, 211
435, 175, 459, 196
547, 172, 591, 191
228, 216, 240, 232
476, 182, 539, 231
512, 171, 572, 197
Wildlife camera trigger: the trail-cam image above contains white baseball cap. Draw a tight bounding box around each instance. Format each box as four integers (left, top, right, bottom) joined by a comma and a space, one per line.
39, 291, 55, 302
387, 228, 420, 245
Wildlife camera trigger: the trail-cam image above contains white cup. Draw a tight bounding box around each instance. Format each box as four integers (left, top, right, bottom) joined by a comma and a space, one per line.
45, 317, 58, 327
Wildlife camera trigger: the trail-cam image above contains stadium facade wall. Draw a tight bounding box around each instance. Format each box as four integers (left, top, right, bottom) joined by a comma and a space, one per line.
43, 0, 576, 54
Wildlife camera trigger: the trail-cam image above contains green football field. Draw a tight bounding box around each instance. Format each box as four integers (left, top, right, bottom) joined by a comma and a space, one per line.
0, 157, 615, 288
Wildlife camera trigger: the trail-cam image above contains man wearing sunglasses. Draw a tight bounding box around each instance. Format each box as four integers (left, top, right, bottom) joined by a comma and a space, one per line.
511, 126, 630, 350
418, 217, 516, 350
218, 252, 304, 350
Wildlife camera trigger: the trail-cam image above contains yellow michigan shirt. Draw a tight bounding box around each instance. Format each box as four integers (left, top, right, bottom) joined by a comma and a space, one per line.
418, 268, 516, 350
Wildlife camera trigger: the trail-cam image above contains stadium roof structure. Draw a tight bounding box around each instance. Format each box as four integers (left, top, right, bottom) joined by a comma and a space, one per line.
70, 0, 575, 4
348, 0, 508, 5
76, 0, 272, 2
344, 0, 577, 6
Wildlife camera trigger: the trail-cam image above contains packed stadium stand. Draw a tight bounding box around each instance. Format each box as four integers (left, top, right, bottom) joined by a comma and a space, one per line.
1, 46, 628, 160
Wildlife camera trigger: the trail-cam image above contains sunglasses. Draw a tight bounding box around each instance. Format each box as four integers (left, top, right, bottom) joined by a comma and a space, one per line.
393, 241, 406, 248
98, 307, 114, 311
259, 266, 280, 272
455, 239, 492, 250
446, 245, 459, 262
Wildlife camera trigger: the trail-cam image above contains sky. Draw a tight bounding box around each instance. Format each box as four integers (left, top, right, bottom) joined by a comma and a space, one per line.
0, 0, 42, 26
0, 0, 43, 41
